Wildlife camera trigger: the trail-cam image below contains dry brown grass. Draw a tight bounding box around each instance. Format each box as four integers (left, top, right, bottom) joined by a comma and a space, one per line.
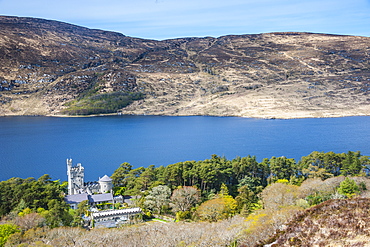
7, 216, 249, 247
7, 207, 306, 247
263, 198, 370, 247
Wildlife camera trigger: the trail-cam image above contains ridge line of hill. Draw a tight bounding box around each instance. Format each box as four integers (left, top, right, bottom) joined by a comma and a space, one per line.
0, 16, 369, 118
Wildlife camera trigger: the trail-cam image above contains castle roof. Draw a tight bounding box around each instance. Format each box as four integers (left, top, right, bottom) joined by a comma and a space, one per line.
90, 193, 114, 203
65, 193, 89, 204
64, 192, 114, 204
99, 175, 112, 182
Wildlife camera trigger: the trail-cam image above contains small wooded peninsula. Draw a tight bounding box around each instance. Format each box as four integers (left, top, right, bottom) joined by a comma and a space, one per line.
0, 16, 369, 118
1, 151, 370, 246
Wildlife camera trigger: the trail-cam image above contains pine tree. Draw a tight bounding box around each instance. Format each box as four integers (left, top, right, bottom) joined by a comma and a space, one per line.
337, 177, 359, 198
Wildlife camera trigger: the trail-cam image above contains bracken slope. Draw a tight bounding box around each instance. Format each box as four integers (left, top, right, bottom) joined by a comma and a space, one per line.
1, 16, 370, 118
262, 198, 370, 247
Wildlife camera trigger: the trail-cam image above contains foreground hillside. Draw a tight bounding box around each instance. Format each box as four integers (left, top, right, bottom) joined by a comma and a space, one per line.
4, 185, 370, 246
263, 198, 370, 246
0, 16, 369, 118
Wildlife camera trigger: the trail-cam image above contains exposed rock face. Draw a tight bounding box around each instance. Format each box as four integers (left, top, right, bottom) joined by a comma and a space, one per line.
0, 16, 369, 118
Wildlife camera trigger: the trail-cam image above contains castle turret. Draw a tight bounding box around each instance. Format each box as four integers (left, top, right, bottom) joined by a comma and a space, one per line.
67, 158, 73, 195
66, 159, 85, 195
98, 175, 113, 193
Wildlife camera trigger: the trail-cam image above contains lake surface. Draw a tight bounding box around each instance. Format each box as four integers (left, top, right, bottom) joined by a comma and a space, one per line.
0, 115, 369, 182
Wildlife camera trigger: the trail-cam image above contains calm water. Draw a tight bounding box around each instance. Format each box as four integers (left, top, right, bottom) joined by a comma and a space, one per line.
0, 115, 369, 182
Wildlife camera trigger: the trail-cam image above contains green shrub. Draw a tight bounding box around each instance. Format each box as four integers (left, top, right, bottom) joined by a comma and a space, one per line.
176, 211, 191, 221
0, 224, 20, 247
337, 177, 360, 198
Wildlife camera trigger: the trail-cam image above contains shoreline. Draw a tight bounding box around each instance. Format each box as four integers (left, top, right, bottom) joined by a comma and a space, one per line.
0, 112, 369, 120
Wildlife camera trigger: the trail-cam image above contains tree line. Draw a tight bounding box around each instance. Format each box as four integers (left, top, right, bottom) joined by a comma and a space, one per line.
111, 151, 370, 197
109, 150, 369, 221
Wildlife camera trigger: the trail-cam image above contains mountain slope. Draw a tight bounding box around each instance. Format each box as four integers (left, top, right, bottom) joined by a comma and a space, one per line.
262, 198, 370, 246
0, 16, 369, 118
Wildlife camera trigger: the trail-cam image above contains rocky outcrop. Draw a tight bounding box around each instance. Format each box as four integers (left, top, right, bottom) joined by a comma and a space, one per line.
0, 16, 369, 118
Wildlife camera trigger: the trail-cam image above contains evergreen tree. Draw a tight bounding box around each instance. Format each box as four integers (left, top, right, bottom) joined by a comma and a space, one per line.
269, 156, 297, 182
337, 177, 360, 198
340, 151, 363, 176
111, 162, 133, 187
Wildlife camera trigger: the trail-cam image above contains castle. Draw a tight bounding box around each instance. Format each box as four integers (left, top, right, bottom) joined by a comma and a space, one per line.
65, 159, 142, 227
65, 159, 115, 209
66, 158, 113, 195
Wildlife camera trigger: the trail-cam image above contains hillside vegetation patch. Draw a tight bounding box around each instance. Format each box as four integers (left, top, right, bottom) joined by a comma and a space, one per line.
62, 92, 144, 115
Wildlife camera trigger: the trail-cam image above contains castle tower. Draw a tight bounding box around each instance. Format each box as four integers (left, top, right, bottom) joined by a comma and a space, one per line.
66, 158, 85, 195
98, 175, 113, 193
67, 158, 73, 195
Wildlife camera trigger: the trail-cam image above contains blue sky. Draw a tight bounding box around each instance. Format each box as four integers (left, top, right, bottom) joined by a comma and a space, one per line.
0, 0, 369, 40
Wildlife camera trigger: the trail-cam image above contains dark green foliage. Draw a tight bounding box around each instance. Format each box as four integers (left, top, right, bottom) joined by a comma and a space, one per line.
0, 175, 64, 217
235, 185, 259, 214
111, 151, 370, 200
268, 156, 297, 182
111, 154, 271, 199
71, 200, 90, 227
232, 155, 269, 189
359, 181, 367, 191
340, 151, 363, 176
298, 151, 369, 178
198, 155, 233, 192
44, 199, 72, 228
63, 91, 144, 115
306, 192, 330, 206
298, 151, 343, 177
1, 150, 368, 233
111, 162, 133, 187
0, 174, 73, 229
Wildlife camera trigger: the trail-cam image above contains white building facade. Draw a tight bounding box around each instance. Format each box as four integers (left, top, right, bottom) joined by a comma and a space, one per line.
65, 159, 114, 209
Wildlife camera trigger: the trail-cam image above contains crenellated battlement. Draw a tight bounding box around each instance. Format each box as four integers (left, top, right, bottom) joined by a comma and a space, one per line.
67, 159, 112, 195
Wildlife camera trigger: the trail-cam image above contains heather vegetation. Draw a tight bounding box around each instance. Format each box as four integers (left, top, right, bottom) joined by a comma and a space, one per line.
263, 198, 370, 246
1, 150, 370, 246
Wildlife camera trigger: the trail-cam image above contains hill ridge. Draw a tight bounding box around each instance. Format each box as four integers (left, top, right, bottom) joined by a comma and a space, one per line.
0, 16, 369, 118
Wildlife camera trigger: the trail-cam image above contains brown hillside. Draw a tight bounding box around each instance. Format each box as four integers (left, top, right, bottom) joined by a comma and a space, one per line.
0, 16, 369, 118
263, 198, 370, 246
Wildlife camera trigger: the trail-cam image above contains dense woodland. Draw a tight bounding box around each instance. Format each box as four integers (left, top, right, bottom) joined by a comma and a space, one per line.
1, 151, 370, 246
111, 150, 370, 197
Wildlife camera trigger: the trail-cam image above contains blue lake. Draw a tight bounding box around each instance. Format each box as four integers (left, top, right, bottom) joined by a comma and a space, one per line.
0, 115, 369, 182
